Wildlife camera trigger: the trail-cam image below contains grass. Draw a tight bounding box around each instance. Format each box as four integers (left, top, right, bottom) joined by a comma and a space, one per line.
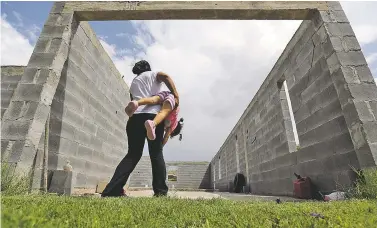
352, 167, 377, 199
2, 195, 377, 228
1, 162, 377, 227
1, 162, 30, 196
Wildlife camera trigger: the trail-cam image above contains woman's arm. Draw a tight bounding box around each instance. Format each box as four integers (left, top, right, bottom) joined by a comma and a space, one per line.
156, 72, 179, 106
163, 128, 172, 146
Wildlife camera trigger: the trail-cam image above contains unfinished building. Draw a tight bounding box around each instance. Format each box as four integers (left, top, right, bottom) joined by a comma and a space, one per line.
1, 1, 376, 195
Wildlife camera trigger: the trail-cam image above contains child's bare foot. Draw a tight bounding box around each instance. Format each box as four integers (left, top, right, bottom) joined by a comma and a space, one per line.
145, 120, 156, 140
125, 101, 138, 117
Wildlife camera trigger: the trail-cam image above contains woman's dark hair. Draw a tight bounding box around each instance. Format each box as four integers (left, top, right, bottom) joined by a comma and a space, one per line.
171, 118, 184, 140
132, 60, 151, 75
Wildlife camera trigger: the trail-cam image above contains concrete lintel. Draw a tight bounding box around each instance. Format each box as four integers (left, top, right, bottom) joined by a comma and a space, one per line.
63, 1, 329, 21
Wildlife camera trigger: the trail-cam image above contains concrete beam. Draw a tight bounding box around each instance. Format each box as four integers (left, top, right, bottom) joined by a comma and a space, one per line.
63, 1, 329, 21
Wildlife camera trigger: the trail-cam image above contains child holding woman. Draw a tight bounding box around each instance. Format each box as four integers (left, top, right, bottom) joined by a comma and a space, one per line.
125, 91, 183, 146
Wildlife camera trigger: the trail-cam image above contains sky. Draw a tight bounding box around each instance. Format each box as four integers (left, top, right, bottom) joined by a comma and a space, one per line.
1, 1, 377, 162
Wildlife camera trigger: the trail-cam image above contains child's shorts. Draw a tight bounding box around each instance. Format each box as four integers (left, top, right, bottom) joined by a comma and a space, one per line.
156, 91, 176, 109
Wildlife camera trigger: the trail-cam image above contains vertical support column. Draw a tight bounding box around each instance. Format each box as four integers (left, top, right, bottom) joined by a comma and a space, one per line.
212, 162, 216, 189
235, 139, 240, 173
242, 126, 249, 184
319, 2, 377, 168
0, 2, 78, 173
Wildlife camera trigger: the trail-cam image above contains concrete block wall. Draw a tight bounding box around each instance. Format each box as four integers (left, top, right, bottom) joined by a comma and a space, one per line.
128, 156, 153, 188
1, 19, 130, 188
1, 4, 77, 174
46, 21, 130, 187
170, 163, 211, 189
128, 157, 211, 189
1, 66, 25, 119
211, 3, 377, 196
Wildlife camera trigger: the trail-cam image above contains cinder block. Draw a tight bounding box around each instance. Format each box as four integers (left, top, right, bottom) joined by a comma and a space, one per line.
355, 143, 377, 168
92, 150, 105, 164
295, 42, 314, 67
312, 24, 327, 46
40, 25, 67, 39
326, 52, 341, 74
342, 36, 361, 52
363, 122, 377, 144
48, 170, 75, 195
354, 65, 375, 83
297, 144, 319, 163
297, 99, 342, 136
324, 23, 355, 38
75, 129, 92, 147
342, 101, 374, 126
96, 127, 109, 141
337, 51, 367, 67
369, 101, 377, 118
1, 75, 22, 83
53, 83, 66, 103
312, 173, 336, 193
64, 90, 83, 112
34, 38, 52, 53
1, 89, 14, 103
28, 52, 57, 68
348, 84, 377, 102
49, 135, 78, 156
63, 108, 84, 128
319, 10, 349, 23
332, 132, 354, 155
12, 83, 44, 102
1, 120, 32, 140
66, 53, 85, 78
78, 145, 93, 160
1, 82, 10, 90
75, 172, 88, 187
334, 150, 360, 171
82, 119, 98, 135
49, 119, 76, 140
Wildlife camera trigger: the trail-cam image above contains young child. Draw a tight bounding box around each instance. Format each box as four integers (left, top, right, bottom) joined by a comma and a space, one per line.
125, 91, 183, 146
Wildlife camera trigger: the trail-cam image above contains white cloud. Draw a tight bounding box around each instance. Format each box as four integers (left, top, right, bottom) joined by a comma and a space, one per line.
12, 11, 23, 27
116, 33, 128, 37
0, 15, 33, 65
366, 53, 377, 66
341, 2, 377, 46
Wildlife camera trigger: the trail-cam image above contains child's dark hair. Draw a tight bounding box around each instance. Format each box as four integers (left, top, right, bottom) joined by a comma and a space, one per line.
170, 118, 184, 141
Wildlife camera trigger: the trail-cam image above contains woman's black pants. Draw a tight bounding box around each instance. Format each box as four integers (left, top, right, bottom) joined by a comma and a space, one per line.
101, 113, 168, 196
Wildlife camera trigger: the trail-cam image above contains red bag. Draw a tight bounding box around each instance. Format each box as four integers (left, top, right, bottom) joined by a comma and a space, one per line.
293, 173, 312, 199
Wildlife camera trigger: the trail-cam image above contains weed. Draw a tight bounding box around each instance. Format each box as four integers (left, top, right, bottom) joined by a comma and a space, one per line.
1, 162, 30, 196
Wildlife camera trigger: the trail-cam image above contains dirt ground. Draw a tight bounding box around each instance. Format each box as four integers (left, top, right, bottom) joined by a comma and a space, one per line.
73, 188, 303, 202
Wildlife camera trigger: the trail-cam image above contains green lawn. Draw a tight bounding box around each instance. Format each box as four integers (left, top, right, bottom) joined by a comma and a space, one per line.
1, 195, 377, 228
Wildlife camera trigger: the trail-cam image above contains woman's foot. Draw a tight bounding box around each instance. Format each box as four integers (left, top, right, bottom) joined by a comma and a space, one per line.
145, 120, 156, 140
125, 101, 138, 117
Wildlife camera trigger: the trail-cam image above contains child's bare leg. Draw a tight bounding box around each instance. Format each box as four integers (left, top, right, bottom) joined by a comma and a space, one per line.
137, 96, 161, 106
145, 100, 173, 140
153, 100, 173, 126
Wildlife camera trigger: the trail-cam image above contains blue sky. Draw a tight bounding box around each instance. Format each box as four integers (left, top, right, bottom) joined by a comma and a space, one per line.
1, 1, 377, 161
1, 1, 144, 56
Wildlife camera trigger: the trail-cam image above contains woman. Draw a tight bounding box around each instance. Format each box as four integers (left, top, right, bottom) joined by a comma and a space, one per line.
101, 60, 179, 197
